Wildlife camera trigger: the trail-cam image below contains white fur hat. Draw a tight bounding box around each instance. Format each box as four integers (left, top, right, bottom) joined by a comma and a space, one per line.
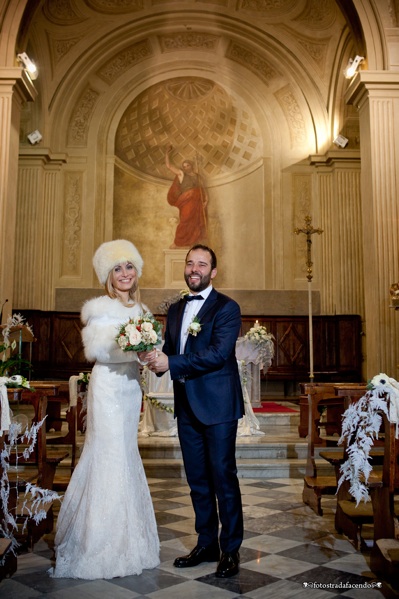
93, 239, 144, 284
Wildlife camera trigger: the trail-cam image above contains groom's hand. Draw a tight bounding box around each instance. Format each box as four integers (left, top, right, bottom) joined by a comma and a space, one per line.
147, 351, 169, 373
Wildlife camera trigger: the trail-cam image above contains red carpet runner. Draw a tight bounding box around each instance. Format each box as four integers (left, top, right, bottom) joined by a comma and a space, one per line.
253, 402, 297, 413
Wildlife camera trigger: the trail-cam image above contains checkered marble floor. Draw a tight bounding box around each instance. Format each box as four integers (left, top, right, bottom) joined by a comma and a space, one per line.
1, 477, 397, 598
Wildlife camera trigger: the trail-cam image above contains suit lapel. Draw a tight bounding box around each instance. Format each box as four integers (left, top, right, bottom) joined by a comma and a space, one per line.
184, 289, 218, 353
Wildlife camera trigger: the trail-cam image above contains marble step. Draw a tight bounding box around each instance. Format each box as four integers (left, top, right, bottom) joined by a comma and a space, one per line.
141, 457, 335, 479
138, 439, 309, 460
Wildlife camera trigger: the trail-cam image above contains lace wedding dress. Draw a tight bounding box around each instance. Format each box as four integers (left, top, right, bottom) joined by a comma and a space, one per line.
50, 296, 160, 579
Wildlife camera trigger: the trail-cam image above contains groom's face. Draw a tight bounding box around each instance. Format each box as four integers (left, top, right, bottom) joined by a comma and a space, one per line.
184, 249, 217, 293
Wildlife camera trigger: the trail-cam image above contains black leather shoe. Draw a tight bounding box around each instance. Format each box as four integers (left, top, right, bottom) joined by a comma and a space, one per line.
215, 552, 240, 578
173, 543, 220, 568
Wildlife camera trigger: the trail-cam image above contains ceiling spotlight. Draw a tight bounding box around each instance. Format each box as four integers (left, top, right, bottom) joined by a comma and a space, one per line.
333, 134, 349, 148
27, 130, 42, 145
343, 55, 364, 79
17, 52, 38, 80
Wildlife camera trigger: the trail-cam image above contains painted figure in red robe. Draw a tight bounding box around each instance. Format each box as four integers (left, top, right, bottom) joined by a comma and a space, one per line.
165, 145, 208, 249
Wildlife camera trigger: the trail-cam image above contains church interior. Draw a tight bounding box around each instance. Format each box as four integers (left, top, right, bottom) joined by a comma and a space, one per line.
1, 0, 399, 596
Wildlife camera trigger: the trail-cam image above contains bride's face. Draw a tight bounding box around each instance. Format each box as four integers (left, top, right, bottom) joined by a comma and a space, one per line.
111, 262, 137, 293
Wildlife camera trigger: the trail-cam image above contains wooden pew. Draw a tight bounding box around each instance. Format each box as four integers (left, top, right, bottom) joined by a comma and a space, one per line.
329, 400, 391, 551
369, 413, 399, 589
0, 408, 18, 580
35, 380, 78, 475
6, 386, 68, 550
302, 383, 366, 516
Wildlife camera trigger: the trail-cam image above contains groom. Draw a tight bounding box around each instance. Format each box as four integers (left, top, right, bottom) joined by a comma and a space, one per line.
147, 244, 244, 578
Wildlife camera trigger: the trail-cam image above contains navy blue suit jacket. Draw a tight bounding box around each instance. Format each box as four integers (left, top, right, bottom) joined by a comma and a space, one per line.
162, 288, 245, 425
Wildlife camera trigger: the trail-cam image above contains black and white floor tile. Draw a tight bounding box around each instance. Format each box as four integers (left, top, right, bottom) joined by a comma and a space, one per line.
1, 476, 397, 598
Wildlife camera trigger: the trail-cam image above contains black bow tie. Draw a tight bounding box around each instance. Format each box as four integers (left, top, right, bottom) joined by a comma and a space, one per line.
185, 295, 204, 301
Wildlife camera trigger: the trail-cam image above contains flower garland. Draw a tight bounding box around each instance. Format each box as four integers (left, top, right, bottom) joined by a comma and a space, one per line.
338, 373, 399, 505
143, 395, 174, 414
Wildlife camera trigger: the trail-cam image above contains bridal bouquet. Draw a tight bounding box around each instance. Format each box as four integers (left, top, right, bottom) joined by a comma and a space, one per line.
116, 312, 163, 353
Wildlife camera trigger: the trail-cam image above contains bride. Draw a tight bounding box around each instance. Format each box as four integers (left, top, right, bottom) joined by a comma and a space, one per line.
50, 239, 160, 579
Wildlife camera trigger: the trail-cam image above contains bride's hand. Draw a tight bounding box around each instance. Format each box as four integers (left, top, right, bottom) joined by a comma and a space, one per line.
138, 349, 157, 365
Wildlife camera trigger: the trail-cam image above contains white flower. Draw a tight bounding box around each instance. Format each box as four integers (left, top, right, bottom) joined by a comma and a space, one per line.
141, 322, 153, 332
128, 329, 142, 346
148, 329, 158, 344
188, 317, 202, 336
117, 335, 129, 349
125, 323, 137, 336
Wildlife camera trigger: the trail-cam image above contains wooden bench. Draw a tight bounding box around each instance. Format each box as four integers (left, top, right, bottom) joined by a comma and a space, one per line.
33, 379, 79, 475
302, 383, 366, 516
328, 406, 394, 553
5, 386, 68, 550
0, 415, 18, 580
369, 413, 399, 589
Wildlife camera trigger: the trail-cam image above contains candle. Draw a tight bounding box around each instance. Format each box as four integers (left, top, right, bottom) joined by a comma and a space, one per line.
254, 320, 259, 328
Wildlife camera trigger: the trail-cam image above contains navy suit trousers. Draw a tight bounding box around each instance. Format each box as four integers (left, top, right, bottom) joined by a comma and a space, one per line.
176, 384, 243, 553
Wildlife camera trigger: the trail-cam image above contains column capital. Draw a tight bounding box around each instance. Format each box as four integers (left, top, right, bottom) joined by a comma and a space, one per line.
345, 71, 399, 108
0, 67, 37, 102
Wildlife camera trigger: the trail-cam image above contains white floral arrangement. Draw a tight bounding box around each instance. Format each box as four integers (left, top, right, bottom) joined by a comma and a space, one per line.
2, 375, 31, 390
77, 372, 91, 386
244, 321, 275, 366
188, 315, 201, 336
338, 373, 399, 505
0, 313, 34, 379
245, 321, 274, 344
116, 312, 163, 352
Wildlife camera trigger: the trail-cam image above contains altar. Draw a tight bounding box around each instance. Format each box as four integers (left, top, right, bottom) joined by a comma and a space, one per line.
139, 330, 274, 438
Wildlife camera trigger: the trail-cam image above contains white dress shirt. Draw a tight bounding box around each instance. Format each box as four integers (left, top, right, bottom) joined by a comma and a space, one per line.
180, 285, 213, 353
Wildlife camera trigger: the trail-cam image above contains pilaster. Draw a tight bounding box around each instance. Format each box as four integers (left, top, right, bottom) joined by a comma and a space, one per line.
346, 72, 399, 378
0, 68, 36, 322
16, 150, 67, 310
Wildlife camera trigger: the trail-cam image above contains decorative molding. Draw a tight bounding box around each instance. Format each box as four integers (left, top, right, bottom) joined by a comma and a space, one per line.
159, 32, 219, 53
275, 85, 306, 146
97, 40, 153, 84
49, 35, 82, 64
62, 173, 83, 275
115, 77, 262, 179
294, 0, 337, 30
226, 41, 279, 86
86, 0, 144, 13
239, 0, 298, 15
67, 87, 100, 146
43, 0, 86, 25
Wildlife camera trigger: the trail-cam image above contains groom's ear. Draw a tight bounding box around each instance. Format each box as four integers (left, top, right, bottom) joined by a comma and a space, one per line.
211, 268, 217, 280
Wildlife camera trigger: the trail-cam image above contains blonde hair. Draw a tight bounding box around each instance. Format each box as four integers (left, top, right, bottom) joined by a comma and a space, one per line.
105, 264, 142, 307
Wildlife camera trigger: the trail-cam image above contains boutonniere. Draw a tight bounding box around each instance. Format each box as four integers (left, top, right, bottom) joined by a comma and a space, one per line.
188, 315, 202, 336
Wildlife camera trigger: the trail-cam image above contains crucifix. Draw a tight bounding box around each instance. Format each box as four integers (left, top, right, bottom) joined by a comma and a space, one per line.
294, 215, 323, 381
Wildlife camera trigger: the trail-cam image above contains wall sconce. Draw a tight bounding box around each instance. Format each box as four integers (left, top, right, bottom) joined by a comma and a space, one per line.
333, 134, 349, 148
343, 55, 364, 79
17, 52, 38, 80
27, 130, 42, 145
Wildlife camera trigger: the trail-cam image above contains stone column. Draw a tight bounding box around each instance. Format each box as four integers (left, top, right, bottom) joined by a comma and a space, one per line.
346, 73, 399, 378
0, 68, 36, 322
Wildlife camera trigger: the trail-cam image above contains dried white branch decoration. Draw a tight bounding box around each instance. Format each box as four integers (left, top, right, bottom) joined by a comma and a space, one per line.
338, 373, 399, 505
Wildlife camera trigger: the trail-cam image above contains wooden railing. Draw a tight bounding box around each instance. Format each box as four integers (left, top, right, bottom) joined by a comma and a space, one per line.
17, 310, 363, 384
